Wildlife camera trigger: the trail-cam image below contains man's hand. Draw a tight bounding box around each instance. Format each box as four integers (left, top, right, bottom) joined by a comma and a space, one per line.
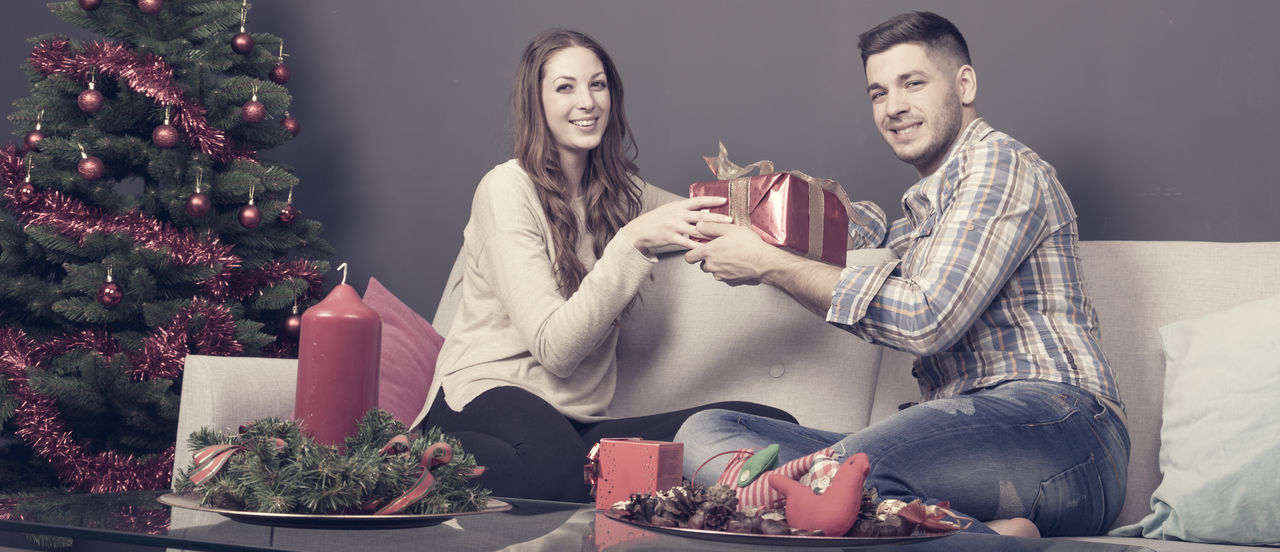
684, 222, 783, 286
686, 221, 846, 316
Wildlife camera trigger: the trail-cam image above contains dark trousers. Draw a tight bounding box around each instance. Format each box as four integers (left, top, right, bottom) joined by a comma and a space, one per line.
424, 386, 796, 502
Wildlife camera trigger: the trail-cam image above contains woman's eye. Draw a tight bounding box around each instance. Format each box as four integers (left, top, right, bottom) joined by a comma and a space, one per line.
556, 83, 572, 93
591, 80, 608, 90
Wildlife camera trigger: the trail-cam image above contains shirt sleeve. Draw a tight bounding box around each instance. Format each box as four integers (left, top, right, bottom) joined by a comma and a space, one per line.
470, 168, 656, 377
847, 200, 889, 249
826, 141, 1051, 355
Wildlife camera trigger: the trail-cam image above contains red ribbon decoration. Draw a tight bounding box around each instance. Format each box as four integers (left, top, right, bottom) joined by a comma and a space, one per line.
187, 443, 246, 486
373, 441, 452, 515
377, 434, 412, 456
187, 436, 286, 486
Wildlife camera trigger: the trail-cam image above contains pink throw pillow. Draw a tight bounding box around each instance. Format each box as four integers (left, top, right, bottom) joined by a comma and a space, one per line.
362, 277, 444, 426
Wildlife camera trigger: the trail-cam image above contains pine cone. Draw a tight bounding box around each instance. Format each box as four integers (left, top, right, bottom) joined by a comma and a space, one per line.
698, 503, 734, 532
705, 483, 739, 510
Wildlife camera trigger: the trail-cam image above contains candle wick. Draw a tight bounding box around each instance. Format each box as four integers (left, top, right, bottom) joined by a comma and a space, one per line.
337, 262, 348, 285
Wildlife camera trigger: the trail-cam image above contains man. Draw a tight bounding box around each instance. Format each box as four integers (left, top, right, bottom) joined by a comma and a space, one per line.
677, 11, 1129, 537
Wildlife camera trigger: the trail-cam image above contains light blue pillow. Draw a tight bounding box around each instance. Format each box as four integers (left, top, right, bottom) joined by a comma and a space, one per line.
1110, 294, 1280, 545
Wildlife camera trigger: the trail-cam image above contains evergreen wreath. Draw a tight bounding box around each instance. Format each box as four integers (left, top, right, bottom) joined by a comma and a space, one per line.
173, 410, 490, 515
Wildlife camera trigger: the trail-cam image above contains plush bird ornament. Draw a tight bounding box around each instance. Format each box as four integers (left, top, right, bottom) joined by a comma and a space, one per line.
768, 452, 870, 536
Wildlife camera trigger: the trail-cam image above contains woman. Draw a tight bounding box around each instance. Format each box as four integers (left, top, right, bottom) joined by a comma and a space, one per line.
410, 29, 795, 502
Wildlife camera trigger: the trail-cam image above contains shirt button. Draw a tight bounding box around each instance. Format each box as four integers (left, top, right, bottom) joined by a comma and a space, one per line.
965, 223, 975, 231
769, 364, 786, 378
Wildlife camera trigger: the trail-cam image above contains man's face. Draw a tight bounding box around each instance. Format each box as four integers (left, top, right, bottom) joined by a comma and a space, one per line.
865, 43, 965, 177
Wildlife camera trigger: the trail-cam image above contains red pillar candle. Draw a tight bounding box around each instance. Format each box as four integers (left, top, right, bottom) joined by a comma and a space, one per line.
294, 262, 382, 445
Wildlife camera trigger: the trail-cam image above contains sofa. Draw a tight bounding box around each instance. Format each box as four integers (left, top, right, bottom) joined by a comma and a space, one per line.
174, 240, 1280, 551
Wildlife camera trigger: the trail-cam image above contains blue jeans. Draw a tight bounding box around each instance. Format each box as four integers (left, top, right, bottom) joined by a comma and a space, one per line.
674, 380, 1130, 537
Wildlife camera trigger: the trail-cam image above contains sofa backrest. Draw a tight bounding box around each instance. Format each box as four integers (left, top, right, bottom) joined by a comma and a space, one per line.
431, 240, 1280, 530
1068, 240, 1280, 528
610, 248, 895, 433
431, 247, 897, 433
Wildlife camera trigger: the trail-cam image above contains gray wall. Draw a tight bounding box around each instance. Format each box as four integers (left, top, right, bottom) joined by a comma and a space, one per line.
5, 1, 1279, 318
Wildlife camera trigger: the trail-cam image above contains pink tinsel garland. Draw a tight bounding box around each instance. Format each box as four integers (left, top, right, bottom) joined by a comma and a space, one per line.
28, 38, 254, 163
1, 327, 174, 492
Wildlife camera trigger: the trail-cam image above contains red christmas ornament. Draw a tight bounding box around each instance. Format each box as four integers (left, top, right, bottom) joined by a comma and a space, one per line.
137, 0, 162, 14
79, 0, 102, 10
78, 156, 105, 181
231, 32, 254, 55
281, 114, 300, 136
284, 312, 302, 338
279, 203, 297, 224
78, 88, 104, 113
24, 129, 45, 152
152, 124, 179, 148
241, 100, 266, 123
98, 281, 123, 308
15, 182, 38, 205
269, 63, 290, 84
185, 192, 211, 217
238, 204, 262, 228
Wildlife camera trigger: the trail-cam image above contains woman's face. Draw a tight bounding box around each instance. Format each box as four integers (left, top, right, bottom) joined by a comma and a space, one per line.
541, 46, 611, 165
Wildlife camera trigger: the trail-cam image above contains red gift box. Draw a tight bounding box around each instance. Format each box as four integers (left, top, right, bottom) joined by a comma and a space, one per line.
690, 142, 852, 266
586, 438, 683, 510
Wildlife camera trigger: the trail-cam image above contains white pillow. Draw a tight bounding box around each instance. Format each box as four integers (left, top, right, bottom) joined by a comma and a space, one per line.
1110, 294, 1280, 545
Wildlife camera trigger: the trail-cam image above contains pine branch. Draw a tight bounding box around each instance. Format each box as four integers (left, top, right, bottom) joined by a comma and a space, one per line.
174, 412, 492, 515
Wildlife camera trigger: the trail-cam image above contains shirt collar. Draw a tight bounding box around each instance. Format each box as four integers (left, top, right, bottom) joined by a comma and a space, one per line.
938, 117, 992, 169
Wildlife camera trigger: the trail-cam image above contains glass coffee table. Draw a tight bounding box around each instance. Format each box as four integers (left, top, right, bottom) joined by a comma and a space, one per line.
0, 491, 1154, 551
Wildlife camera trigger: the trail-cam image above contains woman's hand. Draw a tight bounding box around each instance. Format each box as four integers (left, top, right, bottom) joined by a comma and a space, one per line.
623, 196, 732, 254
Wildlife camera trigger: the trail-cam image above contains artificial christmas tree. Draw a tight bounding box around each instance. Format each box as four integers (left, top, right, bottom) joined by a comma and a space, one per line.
1, 0, 333, 495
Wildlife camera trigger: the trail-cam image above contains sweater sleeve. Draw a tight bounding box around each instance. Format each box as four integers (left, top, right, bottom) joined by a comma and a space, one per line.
470, 167, 657, 377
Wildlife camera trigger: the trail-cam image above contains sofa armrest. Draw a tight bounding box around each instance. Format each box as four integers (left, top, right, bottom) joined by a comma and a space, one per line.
171, 354, 298, 489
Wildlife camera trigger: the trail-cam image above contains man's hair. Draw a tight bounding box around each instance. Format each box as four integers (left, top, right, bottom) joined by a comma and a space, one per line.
857, 11, 971, 69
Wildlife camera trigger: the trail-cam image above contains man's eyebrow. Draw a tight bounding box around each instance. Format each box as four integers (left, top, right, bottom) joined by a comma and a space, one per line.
866, 71, 926, 94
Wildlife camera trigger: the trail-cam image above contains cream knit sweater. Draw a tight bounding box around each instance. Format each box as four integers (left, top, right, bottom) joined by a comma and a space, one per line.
411, 160, 679, 427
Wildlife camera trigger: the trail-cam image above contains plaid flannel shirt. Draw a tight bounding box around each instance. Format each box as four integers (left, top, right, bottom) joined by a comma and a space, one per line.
833, 118, 1121, 406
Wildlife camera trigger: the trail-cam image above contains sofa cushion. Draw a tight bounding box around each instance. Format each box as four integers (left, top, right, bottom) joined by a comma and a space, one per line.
1078, 241, 1280, 529
1110, 293, 1280, 545
363, 277, 445, 426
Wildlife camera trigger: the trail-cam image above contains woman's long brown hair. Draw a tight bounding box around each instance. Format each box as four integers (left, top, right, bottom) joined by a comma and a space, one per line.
512, 29, 642, 297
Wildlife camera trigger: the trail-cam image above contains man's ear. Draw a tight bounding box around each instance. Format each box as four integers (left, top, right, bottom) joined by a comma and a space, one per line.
956, 64, 977, 106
